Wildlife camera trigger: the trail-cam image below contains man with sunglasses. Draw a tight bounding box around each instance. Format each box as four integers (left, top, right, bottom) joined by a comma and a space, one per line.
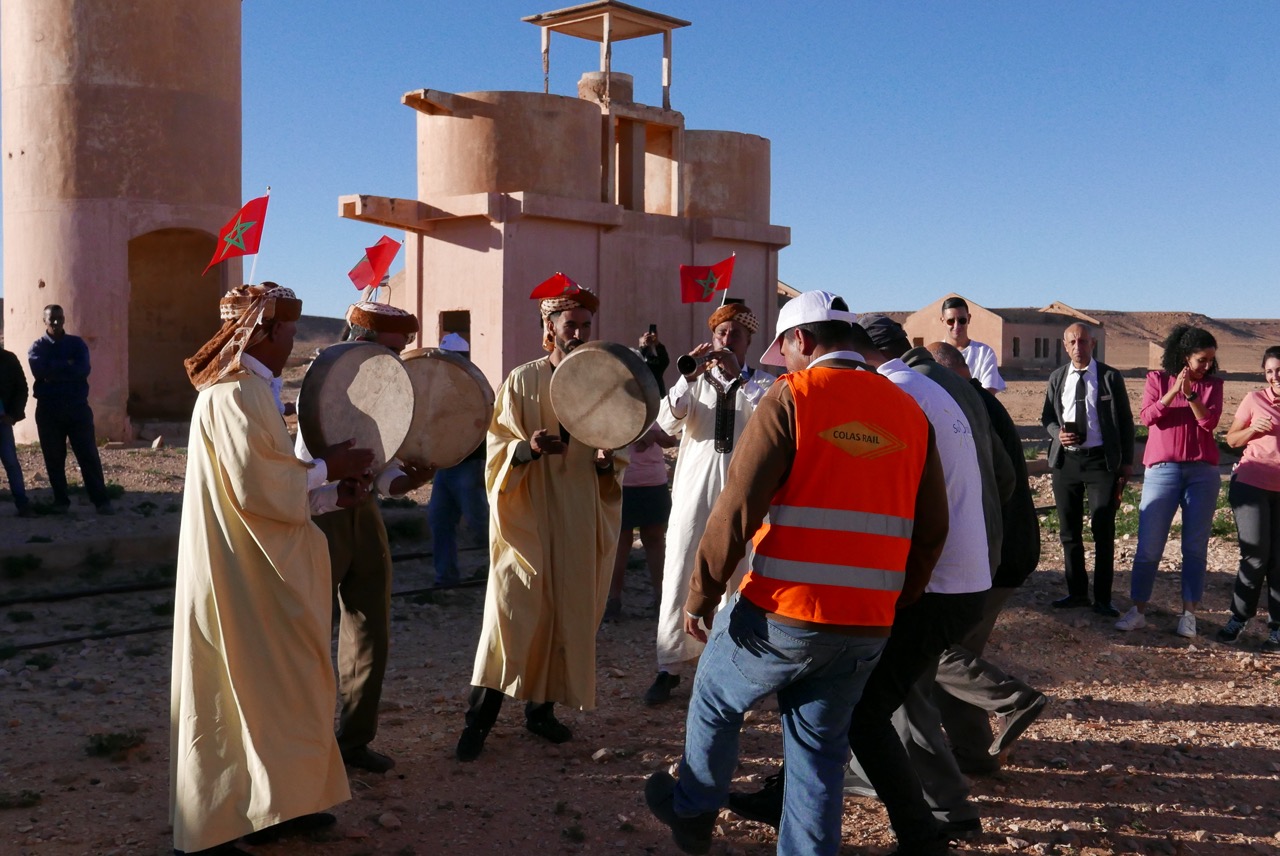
941, 296, 1005, 394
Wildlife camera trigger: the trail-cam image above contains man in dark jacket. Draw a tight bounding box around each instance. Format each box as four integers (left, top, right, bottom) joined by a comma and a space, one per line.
1041, 322, 1134, 614
27, 304, 113, 514
0, 343, 33, 517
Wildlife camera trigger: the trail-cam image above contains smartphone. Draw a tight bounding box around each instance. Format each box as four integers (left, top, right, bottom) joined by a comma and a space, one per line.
649, 324, 658, 335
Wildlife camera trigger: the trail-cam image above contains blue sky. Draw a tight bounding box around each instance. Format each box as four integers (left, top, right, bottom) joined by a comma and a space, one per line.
8, 2, 1280, 321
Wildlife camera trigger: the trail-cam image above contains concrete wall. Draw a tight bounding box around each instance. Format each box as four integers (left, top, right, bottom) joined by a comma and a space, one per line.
379, 85, 789, 397
2, 1, 242, 441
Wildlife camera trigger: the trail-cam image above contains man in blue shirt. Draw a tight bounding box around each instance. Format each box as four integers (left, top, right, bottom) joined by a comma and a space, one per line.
27, 304, 113, 514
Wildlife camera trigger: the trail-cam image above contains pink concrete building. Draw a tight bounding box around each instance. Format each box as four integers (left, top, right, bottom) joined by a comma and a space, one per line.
2, 1, 242, 442
341, 2, 790, 390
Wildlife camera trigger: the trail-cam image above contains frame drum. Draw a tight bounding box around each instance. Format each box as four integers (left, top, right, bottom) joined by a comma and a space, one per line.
549, 341, 660, 450
297, 341, 414, 469
396, 348, 496, 468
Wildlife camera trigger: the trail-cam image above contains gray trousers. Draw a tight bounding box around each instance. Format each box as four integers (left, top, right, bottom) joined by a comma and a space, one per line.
934, 587, 1040, 768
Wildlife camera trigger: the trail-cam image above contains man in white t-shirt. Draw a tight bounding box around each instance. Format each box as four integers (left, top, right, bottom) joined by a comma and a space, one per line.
941, 296, 1005, 393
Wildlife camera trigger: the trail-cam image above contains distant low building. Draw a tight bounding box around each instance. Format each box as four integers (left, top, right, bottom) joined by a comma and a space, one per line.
901, 294, 1105, 373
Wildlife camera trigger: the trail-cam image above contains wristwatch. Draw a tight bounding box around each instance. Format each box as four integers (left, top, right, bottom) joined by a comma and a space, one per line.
1185, 390, 1199, 402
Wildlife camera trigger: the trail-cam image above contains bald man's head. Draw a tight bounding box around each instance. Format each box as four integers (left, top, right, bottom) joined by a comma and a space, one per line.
926, 341, 971, 379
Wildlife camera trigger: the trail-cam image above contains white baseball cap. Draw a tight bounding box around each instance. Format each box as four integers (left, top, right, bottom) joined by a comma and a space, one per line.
760, 290, 858, 366
439, 332, 470, 352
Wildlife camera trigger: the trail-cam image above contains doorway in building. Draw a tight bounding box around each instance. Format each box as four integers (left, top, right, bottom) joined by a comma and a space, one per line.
127, 229, 222, 420
439, 310, 471, 350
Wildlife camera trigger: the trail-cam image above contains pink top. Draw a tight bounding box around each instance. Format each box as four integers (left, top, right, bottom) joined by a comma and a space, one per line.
1139, 370, 1223, 466
1232, 389, 1280, 491
623, 436, 669, 487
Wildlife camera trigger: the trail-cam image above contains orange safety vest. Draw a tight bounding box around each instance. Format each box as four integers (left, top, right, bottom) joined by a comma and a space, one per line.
741, 365, 931, 626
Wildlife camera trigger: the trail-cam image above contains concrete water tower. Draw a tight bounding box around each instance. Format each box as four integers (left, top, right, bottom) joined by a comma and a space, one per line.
341, 1, 790, 390
1, 1, 243, 441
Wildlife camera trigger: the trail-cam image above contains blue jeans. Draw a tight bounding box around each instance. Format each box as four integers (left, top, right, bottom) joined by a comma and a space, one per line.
674, 594, 885, 856
1130, 461, 1221, 604
0, 419, 28, 508
427, 458, 488, 584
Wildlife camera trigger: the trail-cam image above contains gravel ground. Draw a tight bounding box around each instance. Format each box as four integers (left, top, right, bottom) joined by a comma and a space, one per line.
1, 380, 1278, 856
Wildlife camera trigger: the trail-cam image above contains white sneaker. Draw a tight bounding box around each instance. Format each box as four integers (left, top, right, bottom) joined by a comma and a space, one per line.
1115, 607, 1146, 631
1176, 611, 1197, 638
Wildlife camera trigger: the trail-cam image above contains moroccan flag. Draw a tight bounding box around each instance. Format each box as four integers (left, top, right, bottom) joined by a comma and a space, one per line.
679, 254, 735, 303
203, 195, 269, 275
348, 236, 401, 290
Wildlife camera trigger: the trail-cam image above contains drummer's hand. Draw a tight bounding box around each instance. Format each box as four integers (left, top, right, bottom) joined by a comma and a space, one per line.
318, 439, 376, 482
530, 428, 566, 456
709, 349, 742, 379
683, 343, 715, 379
594, 448, 614, 470
335, 477, 369, 509
391, 461, 436, 494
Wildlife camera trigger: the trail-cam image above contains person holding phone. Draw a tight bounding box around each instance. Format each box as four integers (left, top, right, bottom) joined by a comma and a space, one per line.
639, 324, 670, 395
1041, 322, 1135, 616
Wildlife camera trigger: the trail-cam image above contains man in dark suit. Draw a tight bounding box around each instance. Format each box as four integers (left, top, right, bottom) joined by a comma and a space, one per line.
1041, 322, 1135, 615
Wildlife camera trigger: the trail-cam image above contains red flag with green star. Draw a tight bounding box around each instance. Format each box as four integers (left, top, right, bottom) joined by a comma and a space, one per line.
203, 195, 270, 275
348, 236, 401, 290
679, 254, 735, 303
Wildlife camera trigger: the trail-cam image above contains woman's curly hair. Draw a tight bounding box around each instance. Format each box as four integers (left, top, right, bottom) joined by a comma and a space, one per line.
1159, 324, 1218, 376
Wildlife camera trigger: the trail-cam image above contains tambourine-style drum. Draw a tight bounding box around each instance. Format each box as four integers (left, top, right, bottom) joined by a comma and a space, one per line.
549, 341, 660, 450
396, 348, 496, 468
297, 341, 414, 469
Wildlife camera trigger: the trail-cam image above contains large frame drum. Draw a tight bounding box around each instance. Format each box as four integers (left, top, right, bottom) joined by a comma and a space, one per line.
396, 348, 495, 468
297, 341, 414, 469
549, 341, 660, 450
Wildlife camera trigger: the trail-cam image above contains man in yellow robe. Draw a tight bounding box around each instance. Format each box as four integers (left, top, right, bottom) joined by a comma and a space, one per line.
456, 276, 627, 762
170, 284, 372, 855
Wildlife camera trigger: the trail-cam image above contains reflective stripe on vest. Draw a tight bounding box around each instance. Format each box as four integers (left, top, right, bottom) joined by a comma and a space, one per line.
741, 366, 930, 627
768, 504, 914, 539
751, 554, 906, 592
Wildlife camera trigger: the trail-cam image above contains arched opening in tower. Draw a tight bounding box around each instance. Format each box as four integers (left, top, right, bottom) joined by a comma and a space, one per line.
127, 228, 222, 421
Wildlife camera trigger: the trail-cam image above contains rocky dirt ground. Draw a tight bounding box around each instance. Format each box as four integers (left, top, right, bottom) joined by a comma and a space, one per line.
1, 380, 1279, 856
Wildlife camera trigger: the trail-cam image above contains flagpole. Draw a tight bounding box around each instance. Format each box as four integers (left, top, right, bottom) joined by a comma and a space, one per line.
246, 185, 271, 285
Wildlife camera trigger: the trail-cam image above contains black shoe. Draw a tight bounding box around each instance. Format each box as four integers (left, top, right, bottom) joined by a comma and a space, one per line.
342, 744, 395, 773
525, 713, 572, 744
644, 671, 681, 706
16, 505, 36, 519
726, 771, 783, 828
455, 725, 489, 762
50, 501, 70, 515
96, 502, 115, 516
1052, 595, 1091, 609
990, 693, 1048, 755
938, 817, 982, 842
241, 812, 336, 845
1092, 601, 1121, 617
602, 596, 623, 622
645, 771, 717, 855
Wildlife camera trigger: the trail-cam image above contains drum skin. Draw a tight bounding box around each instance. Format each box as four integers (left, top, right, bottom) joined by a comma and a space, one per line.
297, 341, 414, 470
396, 348, 495, 468
549, 341, 660, 450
